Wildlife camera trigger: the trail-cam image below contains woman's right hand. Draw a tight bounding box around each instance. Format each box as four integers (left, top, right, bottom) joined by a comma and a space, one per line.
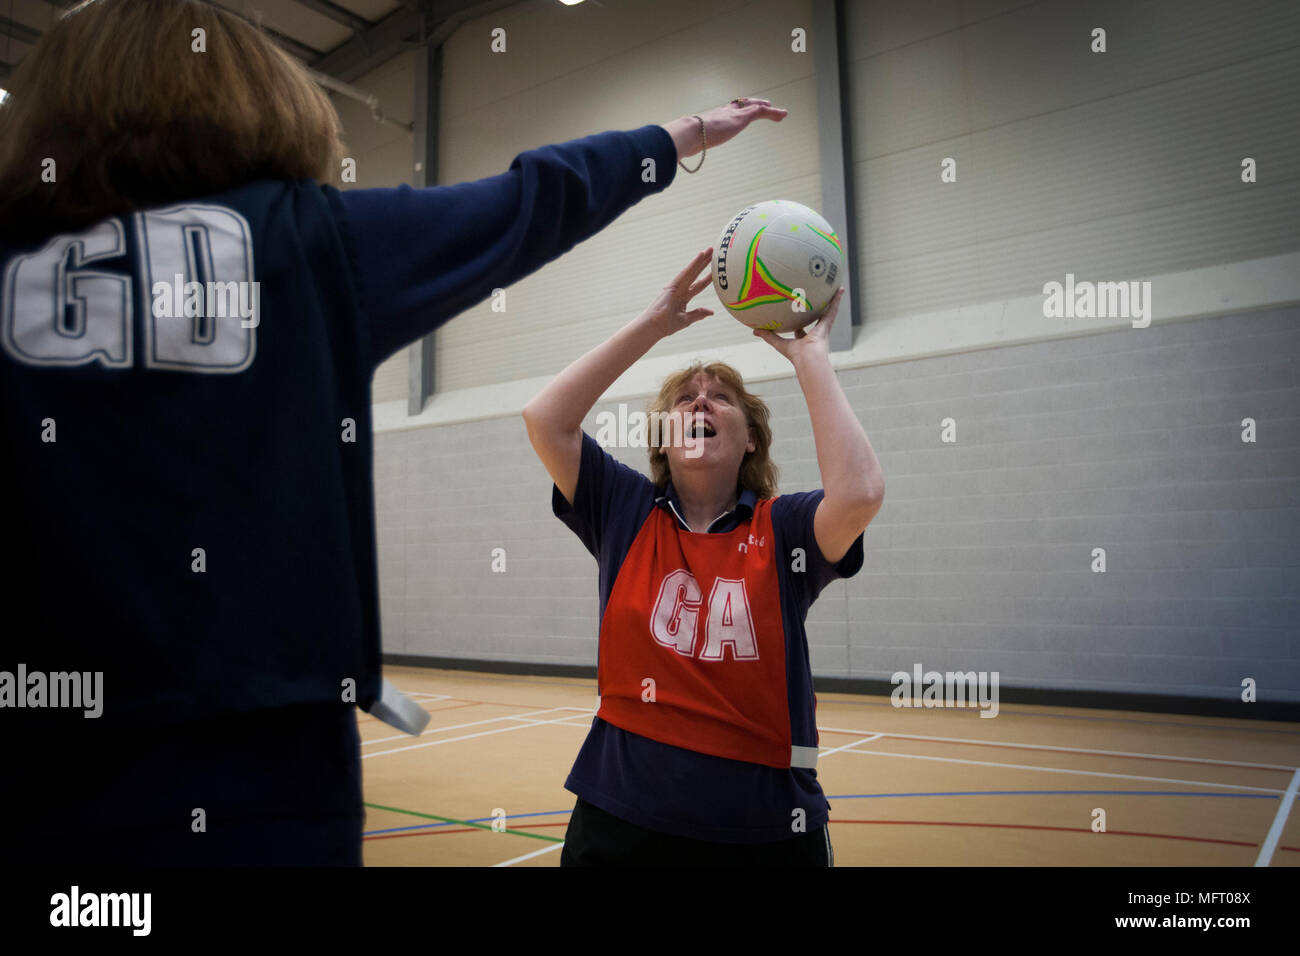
638, 248, 716, 339
524, 248, 714, 505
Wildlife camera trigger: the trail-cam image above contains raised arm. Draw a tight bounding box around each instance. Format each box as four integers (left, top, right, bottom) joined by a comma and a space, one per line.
522, 249, 715, 505
753, 288, 884, 564
340, 99, 786, 367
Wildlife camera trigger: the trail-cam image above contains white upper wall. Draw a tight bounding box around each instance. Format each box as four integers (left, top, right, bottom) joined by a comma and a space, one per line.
352, 0, 1299, 427
846, 0, 1300, 318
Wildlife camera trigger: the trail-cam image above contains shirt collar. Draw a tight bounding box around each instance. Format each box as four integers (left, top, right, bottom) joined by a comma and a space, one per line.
654, 481, 757, 533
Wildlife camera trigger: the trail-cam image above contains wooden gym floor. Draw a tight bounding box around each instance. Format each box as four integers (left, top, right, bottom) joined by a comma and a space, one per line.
358, 666, 1300, 866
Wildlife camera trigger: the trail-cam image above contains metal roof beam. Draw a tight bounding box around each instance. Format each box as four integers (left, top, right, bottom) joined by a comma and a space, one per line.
290, 0, 373, 35
0, 14, 42, 45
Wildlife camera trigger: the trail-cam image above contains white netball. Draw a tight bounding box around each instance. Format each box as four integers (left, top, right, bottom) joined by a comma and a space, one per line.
711, 200, 844, 333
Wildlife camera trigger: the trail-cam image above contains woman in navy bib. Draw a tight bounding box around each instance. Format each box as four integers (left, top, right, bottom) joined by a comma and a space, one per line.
0, 0, 787, 866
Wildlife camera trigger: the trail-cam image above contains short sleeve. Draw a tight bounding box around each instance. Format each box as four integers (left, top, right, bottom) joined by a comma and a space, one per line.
771, 489, 865, 604
552, 431, 655, 559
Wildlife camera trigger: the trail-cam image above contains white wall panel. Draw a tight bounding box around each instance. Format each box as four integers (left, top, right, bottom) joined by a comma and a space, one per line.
846, 0, 1300, 319
434, 0, 821, 393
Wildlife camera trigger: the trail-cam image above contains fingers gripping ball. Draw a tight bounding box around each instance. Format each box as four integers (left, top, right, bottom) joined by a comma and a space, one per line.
711, 200, 843, 333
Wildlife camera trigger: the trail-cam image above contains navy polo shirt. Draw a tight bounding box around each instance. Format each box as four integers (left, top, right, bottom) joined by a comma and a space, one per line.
553, 431, 865, 843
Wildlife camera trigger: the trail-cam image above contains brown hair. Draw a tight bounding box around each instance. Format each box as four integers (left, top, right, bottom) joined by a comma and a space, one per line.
0, 0, 346, 243
647, 361, 779, 499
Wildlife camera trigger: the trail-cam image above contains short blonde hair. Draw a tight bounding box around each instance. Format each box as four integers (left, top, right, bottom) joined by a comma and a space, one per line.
647, 361, 779, 499
0, 0, 346, 243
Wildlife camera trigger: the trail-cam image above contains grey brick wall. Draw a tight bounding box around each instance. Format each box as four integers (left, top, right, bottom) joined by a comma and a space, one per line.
374, 307, 1300, 702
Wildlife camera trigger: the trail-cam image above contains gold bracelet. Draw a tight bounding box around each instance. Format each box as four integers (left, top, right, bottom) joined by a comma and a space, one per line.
677, 115, 706, 173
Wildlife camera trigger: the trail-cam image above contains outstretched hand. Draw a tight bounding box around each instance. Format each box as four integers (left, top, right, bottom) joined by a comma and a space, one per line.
639, 248, 715, 338
667, 98, 787, 160
752, 287, 846, 366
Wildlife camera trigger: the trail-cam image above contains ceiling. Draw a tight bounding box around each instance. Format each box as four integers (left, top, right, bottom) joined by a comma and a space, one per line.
0, 0, 529, 86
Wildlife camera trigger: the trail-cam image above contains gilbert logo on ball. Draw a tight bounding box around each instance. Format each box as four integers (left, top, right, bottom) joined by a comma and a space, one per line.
712, 200, 843, 333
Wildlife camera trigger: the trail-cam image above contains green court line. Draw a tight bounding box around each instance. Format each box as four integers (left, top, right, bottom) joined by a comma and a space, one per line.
365, 801, 564, 843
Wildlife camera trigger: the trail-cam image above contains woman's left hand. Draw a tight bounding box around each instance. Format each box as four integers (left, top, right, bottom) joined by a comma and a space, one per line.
751, 287, 845, 366
666, 98, 788, 161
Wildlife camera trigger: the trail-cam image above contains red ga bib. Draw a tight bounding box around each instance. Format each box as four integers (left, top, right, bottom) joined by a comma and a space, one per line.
595, 497, 794, 767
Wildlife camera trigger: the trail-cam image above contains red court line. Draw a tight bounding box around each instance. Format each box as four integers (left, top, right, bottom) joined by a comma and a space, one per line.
362, 819, 1299, 854
815, 729, 1290, 773
828, 820, 1259, 848
364, 822, 568, 842
362, 817, 1300, 854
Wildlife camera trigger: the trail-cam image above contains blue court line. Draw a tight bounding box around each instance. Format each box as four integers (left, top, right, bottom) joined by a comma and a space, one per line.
365, 791, 1278, 836
826, 790, 1278, 800
365, 809, 571, 837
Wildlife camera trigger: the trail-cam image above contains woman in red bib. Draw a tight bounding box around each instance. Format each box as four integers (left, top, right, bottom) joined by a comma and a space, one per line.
523, 251, 884, 865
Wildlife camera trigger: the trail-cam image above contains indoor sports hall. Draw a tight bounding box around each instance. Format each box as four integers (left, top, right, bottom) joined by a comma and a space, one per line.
3, 0, 1296, 870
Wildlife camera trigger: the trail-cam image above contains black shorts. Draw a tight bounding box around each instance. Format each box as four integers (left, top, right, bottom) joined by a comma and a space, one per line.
8, 702, 363, 866
559, 797, 833, 867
